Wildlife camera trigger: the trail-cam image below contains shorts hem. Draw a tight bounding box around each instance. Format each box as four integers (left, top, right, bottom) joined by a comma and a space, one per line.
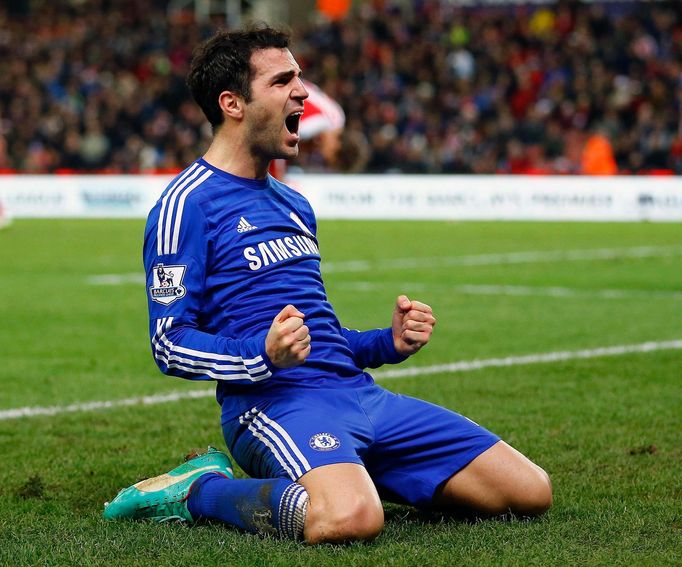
292, 456, 366, 481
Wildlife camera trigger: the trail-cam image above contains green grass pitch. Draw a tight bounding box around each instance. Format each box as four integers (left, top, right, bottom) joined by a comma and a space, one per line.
0, 219, 680, 566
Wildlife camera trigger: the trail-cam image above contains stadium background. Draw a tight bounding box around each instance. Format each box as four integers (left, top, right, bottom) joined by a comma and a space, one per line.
2, 0, 682, 175
1, 2, 681, 566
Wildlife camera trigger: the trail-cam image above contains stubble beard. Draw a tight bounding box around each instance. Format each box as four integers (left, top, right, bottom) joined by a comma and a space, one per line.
246, 109, 298, 164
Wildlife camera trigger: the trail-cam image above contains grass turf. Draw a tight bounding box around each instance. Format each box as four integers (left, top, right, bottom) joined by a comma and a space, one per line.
0, 219, 680, 566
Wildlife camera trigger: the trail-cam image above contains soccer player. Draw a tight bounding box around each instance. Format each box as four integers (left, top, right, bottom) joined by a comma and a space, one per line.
103, 26, 552, 543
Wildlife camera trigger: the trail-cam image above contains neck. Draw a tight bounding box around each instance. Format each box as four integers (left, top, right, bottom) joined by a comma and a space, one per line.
202, 129, 270, 179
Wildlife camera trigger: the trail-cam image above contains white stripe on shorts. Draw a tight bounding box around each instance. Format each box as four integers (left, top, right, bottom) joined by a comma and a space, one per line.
253, 409, 311, 470
239, 408, 311, 479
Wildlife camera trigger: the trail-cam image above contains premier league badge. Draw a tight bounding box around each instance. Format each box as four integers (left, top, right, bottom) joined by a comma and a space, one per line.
309, 433, 341, 451
149, 263, 187, 305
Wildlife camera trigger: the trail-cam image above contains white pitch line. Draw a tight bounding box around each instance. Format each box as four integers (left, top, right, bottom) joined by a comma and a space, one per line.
372, 339, 682, 380
450, 284, 682, 299
335, 281, 682, 300
322, 245, 682, 273
0, 389, 215, 421
85, 245, 682, 284
87, 274, 144, 285
2, 339, 681, 421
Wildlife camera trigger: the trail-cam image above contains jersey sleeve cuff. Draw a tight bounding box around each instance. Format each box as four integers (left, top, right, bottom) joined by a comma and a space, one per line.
236, 332, 276, 379
255, 333, 277, 373
380, 327, 409, 364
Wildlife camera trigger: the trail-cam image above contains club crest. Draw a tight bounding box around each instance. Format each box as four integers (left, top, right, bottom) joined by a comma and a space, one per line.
149, 263, 187, 305
309, 433, 340, 451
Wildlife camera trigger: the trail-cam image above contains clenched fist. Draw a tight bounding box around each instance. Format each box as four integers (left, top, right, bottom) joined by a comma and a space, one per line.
391, 295, 436, 356
265, 304, 311, 368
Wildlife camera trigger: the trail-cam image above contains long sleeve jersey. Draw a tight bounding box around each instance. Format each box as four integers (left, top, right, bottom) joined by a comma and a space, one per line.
143, 158, 406, 418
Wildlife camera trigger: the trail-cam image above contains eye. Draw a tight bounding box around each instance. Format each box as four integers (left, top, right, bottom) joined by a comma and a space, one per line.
273, 74, 293, 86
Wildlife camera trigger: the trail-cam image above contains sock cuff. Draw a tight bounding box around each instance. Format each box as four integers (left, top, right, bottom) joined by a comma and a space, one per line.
277, 483, 309, 540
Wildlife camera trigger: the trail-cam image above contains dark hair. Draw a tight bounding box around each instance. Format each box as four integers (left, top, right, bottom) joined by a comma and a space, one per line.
187, 25, 290, 127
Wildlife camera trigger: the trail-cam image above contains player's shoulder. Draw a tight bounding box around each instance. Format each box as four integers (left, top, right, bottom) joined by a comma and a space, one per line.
268, 175, 312, 210
154, 161, 212, 208
155, 159, 254, 219
146, 161, 217, 239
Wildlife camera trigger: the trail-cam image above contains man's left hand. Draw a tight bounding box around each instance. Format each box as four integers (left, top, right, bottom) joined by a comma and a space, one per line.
391, 295, 436, 356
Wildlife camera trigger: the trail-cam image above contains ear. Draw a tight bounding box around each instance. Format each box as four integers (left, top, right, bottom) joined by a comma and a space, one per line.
218, 90, 244, 120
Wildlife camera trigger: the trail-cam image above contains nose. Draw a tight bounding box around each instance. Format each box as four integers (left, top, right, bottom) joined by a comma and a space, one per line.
293, 77, 308, 101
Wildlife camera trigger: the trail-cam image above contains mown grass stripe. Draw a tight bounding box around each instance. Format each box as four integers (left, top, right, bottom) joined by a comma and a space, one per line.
2, 339, 680, 421
85, 245, 682, 284
336, 281, 682, 299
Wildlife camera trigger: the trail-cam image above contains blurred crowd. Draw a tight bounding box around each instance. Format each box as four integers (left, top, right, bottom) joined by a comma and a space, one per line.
296, 0, 682, 174
1, 0, 682, 174
0, 0, 210, 173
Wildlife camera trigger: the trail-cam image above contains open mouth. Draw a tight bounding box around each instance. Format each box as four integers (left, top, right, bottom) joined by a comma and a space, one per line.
285, 111, 303, 135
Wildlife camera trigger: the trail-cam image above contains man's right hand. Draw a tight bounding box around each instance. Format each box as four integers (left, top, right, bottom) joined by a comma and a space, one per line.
265, 304, 311, 368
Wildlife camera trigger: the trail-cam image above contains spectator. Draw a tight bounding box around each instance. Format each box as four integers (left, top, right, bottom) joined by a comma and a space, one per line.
1, 1, 681, 175
581, 126, 618, 175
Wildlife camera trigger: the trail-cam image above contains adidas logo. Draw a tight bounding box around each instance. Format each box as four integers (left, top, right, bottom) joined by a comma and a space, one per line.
237, 216, 257, 233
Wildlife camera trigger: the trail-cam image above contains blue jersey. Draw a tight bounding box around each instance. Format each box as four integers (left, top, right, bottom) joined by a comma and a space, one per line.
143, 158, 405, 418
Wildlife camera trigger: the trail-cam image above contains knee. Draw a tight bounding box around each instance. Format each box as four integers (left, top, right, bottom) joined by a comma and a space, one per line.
513, 467, 552, 517
304, 496, 384, 544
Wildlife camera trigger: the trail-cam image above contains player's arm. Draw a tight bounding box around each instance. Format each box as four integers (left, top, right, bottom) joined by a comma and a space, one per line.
152, 302, 309, 381
341, 295, 435, 367
340, 326, 407, 369
342, 295, 436, 368
144, 197, 306, 384
145, 200, 271, 383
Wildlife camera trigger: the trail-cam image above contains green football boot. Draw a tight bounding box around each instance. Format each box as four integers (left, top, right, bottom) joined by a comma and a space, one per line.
103, 447, 233, 523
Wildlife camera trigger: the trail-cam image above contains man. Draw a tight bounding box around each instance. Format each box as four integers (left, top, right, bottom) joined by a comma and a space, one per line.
103, 26, 551, 543
268, 78, 367, 177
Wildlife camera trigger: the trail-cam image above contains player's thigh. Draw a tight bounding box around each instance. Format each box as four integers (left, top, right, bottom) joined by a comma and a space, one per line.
435, 440, 552, 516
298, 462, 384, 542
363, 387, 500, 509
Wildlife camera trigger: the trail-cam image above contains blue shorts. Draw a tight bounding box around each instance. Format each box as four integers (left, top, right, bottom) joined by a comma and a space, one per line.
221, 384, 499, 508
